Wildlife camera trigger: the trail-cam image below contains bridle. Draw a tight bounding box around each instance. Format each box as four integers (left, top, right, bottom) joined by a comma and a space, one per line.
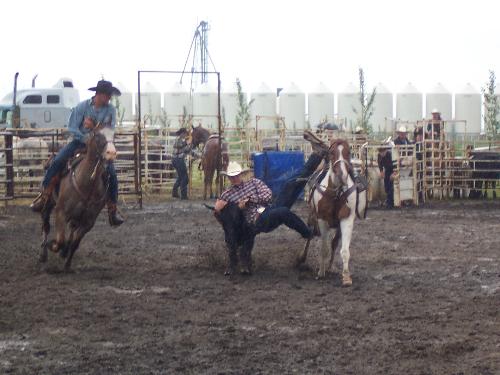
70, 127, 108, 205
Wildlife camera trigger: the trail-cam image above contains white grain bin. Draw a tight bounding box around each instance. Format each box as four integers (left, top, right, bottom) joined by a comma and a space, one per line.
307, 82, 334, 130
371, 83, 393, 133
278, 82, 306, 130
337, 82, 361, 131
163, 82, 191, 128
250, 82, 277, 130
113, 82, 134, 123
135, 82, 161, 125
425, 83, 452, 120
454, 83, 481, 135
192, 82, 219, 130
396, 83, 423, 122
221, 81, 246, 128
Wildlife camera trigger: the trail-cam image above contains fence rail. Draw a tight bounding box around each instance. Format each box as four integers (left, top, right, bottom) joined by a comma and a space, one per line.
1, 126, 498, 206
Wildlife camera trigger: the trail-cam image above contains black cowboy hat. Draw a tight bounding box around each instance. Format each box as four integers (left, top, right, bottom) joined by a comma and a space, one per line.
88, 80, 121, 96
323, 122, 339, 130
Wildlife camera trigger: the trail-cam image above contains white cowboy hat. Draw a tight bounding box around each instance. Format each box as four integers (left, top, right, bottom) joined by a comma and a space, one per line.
224, 161, 243, 177
397, 125, 407, 133
355, 125, 363, 133
431, 108, 440, 114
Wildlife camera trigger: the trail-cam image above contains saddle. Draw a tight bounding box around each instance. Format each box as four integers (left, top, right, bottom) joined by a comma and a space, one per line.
307, 167, 368, 232
45, 147, 109, 191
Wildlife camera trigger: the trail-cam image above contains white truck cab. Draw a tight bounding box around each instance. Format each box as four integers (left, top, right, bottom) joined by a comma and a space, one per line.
0, 77, 80, 129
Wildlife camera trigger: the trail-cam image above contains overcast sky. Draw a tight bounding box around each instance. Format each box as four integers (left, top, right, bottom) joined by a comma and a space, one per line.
2, 0, 500, 100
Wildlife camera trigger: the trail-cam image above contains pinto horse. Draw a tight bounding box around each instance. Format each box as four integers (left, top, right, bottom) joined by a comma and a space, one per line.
296, 139, 367, 286
39, 125, 116, 271
191, 124, 229, 199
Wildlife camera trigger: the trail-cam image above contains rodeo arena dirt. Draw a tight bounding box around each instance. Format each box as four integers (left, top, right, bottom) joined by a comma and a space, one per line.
0, 123, 499, 375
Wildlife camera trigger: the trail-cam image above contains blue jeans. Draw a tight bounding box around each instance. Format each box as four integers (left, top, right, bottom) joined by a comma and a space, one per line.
384, 174, 394, 208
42, 139, 119, 204
172, 157, 188, 198
255, 206, 311, 239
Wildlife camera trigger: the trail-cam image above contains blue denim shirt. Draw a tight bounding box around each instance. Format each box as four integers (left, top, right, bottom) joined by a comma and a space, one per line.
68, 97, 116, 142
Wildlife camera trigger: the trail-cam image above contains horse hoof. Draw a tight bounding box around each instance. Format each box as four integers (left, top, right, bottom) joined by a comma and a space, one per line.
342, 273, 352, 287
38, 255, 47, 263
240, 267, 252, 276
316, 272, 326, 280
49, 240, 59, 253
224, 267, 235, 276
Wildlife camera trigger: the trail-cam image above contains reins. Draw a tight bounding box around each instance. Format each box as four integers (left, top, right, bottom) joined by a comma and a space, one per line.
308, 141, 361, 220
70, 130, 108, 206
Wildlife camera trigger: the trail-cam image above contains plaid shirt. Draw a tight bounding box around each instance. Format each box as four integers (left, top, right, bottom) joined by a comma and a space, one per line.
220, 178, 272, 224
172, 136, 192, 158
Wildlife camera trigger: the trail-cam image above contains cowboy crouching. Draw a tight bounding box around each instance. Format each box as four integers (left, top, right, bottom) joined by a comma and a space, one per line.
214, 161, 313, 276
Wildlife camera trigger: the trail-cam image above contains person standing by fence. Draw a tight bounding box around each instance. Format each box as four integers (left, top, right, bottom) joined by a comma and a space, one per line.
171, 128, 196, 200
378, 141, 395, 209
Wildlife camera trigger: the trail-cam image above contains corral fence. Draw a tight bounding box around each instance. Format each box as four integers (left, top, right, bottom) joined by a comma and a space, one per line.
0, 128, 142, 206
1, 122, 499, 207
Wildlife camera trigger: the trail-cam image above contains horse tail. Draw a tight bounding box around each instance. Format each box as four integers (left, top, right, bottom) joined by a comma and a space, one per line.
203, 203, 215, 211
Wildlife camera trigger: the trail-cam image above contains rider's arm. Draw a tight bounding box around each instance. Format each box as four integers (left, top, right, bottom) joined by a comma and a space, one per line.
250, 178, 272, 205
68, 101, 87, 142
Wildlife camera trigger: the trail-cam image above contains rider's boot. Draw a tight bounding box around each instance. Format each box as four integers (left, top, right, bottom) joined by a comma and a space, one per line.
303, 130, 329, 157
107, 201, 124, 227
30, 177, 58, 212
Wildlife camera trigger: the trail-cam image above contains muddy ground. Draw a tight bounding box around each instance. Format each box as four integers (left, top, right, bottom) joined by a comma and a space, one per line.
0, 199, 499, 375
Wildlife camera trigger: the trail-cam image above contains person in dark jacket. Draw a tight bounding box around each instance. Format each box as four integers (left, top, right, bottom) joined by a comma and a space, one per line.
378, 141, 395, 208
171, 127, 196, 199
394, 126, 412, 145
426, 109, 442, 139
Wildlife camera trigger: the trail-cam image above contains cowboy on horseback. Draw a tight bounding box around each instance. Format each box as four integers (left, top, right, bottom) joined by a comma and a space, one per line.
30, 79, 124, 227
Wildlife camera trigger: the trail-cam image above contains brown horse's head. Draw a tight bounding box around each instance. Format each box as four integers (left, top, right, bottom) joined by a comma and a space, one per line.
191, 124, 211, 148
86, 126, 116, 162
328, 139, 351, 186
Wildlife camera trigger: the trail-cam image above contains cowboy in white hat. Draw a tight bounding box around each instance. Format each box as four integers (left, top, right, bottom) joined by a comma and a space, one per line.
30, 79, 124, 226
394, 125, 411, 145
214, 161, 313, 269
427, 108, 442, 138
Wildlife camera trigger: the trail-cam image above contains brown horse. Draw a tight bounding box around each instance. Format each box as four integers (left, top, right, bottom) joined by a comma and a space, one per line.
39, 126, 116, 271
191, 124, 229, 199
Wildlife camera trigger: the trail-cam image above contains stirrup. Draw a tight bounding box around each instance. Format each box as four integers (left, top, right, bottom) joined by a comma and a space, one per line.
30, 192, 48, 212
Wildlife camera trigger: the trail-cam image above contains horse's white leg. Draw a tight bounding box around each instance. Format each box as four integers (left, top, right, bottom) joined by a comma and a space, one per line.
339, 216, 354, 286
317, 219, 330, 279
328, 229, 341, 272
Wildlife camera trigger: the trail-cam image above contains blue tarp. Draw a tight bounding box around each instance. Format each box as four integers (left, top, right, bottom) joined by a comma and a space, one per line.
252, 151, 305, 198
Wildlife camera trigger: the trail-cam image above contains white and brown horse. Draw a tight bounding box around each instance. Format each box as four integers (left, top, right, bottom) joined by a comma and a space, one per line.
296, 139, 367, 286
